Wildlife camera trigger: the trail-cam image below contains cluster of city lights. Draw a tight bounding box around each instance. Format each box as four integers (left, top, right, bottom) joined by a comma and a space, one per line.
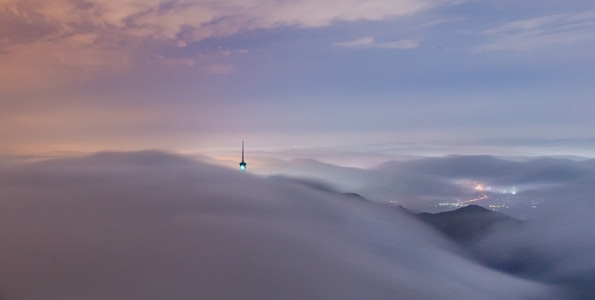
473, 182, 516, 195
435, 180, 526, 211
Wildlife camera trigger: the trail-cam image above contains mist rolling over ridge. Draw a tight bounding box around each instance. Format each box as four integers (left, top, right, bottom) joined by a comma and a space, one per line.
248, 154, 595, 218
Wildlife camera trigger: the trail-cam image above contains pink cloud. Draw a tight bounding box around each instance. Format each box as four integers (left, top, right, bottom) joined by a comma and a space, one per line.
335, 37, 419, 49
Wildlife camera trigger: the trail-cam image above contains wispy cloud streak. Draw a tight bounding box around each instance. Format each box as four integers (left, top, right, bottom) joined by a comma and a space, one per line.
335, 36, 419, 49
0, 0, 450, 89
475, 10, 595, 52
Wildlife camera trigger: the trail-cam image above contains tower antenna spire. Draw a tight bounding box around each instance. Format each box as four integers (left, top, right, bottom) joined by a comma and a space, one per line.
239, 136, 247, 171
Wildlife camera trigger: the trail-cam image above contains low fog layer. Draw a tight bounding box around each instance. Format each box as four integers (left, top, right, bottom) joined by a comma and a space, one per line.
0, 151, 559, 299
253, 155, 595, 217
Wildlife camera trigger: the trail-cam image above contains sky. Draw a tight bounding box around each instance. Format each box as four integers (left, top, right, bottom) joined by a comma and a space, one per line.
2, 0, 595, 158
3, 3, 595, 298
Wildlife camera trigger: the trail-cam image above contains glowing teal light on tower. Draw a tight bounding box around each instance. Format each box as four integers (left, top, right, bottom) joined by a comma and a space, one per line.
239, 137, 247, 171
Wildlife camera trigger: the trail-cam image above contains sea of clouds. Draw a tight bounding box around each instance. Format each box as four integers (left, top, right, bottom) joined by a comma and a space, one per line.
1, 151, 592, 299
